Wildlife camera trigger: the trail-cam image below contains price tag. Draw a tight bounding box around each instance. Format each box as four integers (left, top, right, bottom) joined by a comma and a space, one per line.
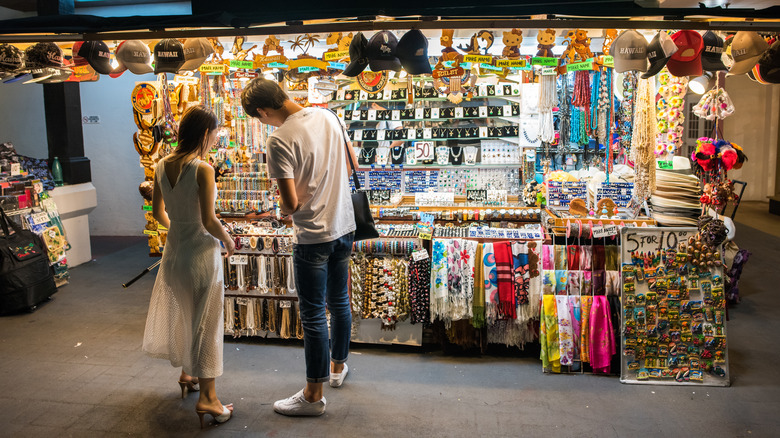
382, 89, 392, 100
531, 57, 558, 66
431, 108, 440, 119
31, 212, 49, 225
423, 128, 432, 139
495, 85, 504, 95
142, 205, 153, 211
337, 89, 346, 100
415, 108, 424, 119
143, 230, 158, 236
391, 110, 400, 121
351, 110, 360, 121
503, 105, 512, 116
354, 130, 363, 141
479, 126, 488, 138
478, 106, 488, 118
367, 109, 377, 121
280, 300, 292, 308
10, 163, 21, 176
229, 254, 248, 265
455, 107, 464, 118
592, 224, 619, 238
359, 90, 368, 100
478, 84, 488, 97
658, 160, 674, 169
411, 249, 429, 261
377, 130, 385, 141
407, 128, 417, 139
541, 67, 557, 75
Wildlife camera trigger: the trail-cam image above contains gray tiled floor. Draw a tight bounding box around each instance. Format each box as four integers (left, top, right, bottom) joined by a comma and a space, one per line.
1, 225, 778, 437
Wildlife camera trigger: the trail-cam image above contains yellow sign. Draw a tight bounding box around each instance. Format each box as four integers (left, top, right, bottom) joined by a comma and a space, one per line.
199, 64, 227, 74
495, 59, 527, 68
287, 58, 329, 70
323, 51, 349, 61
464, 54, 493, 64
143, 230, 158, 236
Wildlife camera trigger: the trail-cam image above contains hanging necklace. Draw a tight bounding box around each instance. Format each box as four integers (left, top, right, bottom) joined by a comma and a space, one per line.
361, 148, 375, 159
391, 146, 404, 161
450, 147, 463, 159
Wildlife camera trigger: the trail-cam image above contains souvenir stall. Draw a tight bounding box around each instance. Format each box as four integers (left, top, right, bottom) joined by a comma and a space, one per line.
3, 13, 773, 367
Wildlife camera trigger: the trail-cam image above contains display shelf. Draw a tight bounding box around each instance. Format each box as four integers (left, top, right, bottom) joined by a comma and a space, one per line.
357, 163, 522, 170
339, 103, 520, 123
332, 83, 522, 103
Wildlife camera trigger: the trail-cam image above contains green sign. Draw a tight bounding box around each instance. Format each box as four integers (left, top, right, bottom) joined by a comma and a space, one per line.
658, 160, 674, 169
142, 205, 153, 211
229, 60, 254, 69
567, 61, 593, 72
268, 62, 288, 68
479, 63, 502, 71
531, 57, 557, 66
329, 62, 346, 69
298, 66, 320, 72
603, 56, 614, 67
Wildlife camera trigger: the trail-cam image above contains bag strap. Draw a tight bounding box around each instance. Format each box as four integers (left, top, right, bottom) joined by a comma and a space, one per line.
0, 206, 23, 237
324, 108, 361, 191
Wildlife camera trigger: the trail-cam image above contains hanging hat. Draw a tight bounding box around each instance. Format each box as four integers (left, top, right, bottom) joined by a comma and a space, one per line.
77, 40, 113, 75
396, 29, 432, 75
343, 32, 369, 77
729, 31, 769, 75
754, 40, 780, 84
611, 30, 648, 73
641, 31, 678, 79
666, 30, 703, 77
25, 42, 66, 70
701, 31, 728, 72
0, 43, 24, 74
367, 31, 402, 72
180, 38, 214, 72
153, 38, 185, 74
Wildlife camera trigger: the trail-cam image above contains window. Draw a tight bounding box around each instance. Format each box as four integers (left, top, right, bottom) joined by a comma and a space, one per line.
687, 101, 699, 139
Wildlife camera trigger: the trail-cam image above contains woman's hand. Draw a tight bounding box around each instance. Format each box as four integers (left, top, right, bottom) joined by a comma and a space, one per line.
223, 238, 235, 257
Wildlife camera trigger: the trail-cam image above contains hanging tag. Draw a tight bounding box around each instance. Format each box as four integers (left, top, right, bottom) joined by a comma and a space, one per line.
31, 212, 50, 225
10, 163, 21, 176
455, 107, 464, 118
336, 89, 346, 100
478, 106, 488, 118
495, 85, 504, 95
359, 90, 368, 100
431, 108, 440, 119
411, 249, 429, 261
478, 84, 488, 97
337, 109, 345, 119
367, 109, 377, 121
391, 110, 400, 121
503, 105, 512, 116
280, 300, 292, 308
229, 254, 248, 265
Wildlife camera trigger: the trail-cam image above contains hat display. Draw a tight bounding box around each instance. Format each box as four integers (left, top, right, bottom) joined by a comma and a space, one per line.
78, 40, 112, 75
729, 31, 769, 75
754, 40, 780, 84
0, 43, 24, 74
701, 31, 728, 72
666, 30, 704, 77
180, 38, 214, 72
641, 31, 678, 79
112, 40, 153, 77
71, 41, 89, 67
367, 31, 402, 72
25, 42, 64, 70
343, 32, 369, 77
153, 38, 185, 74
611, 29, 648, 73
396, 29, 432, 75
23, 68, 56, 84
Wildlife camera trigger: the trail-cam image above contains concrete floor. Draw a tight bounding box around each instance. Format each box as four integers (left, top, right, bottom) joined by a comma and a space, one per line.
1, 218, 779, 437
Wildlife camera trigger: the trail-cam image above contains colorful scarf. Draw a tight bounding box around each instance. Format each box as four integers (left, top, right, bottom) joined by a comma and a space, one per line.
472, 244, 485, 328
605, 245, 619, 271
540, 295, 561, 372
461, 239, 477, 309
581, 270, 593, 295
567, 245, 580, 270
589, 295, 616, 374
605, 270, 621, 296
593, 244, 606, 270
567, 271, 581, 295
430, 239, 449, 323
447, 239, 471, 321
542, 244, 554, 270
493, 241, 516, 320
592, 269, 606, 296
555, 270, 568, 295
568, 296, 582, 362
482, 243, 498, 323
542, 271, 557, 295
580, 295, 593, 363
556, 296, 574, 366
554, 245, 568, 270
579, 245, 593, 270
511, 242, 530, 305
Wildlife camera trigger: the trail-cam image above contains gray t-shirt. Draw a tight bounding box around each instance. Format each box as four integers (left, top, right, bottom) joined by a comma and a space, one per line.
266, 107, 356, 244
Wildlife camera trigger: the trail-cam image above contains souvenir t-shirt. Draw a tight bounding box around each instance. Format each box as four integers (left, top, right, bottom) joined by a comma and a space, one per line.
266, 107, 356, 244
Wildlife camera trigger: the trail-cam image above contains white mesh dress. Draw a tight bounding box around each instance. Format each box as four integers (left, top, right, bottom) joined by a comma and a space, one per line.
143, 158, 224, 378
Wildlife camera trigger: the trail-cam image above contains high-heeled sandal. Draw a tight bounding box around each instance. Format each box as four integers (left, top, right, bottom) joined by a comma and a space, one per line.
196, 404, 233, 429
178, 380, 199, 399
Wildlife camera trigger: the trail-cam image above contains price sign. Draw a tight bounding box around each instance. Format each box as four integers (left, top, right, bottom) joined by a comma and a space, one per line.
31, 212, 49, 225
280, 300, 292, 308
411, 249, 429, 261
229, 254, 248, 265
658, 160, 674, 169
10, 163, 20, 176
466, 189, 487, 203
592, 224, 619, 238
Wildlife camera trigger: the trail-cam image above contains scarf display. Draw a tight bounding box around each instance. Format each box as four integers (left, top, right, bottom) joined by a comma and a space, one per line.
472, 244, 486, 328
555, 295, 574, 366
493, 241, 517, 320
482, 242, 498, 323
512, 242, 530, 305
460, 240, 478, 319
540, 295, 561, 372
580, 295, 593, 364
589, 295, 616, 374
430, 239, 449, 323
568, 296, 582, 362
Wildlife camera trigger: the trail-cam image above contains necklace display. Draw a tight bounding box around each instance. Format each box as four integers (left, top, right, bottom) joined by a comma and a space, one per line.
391, 146, 405, 164
630, 77, 657, 200
619, 72, 637, 155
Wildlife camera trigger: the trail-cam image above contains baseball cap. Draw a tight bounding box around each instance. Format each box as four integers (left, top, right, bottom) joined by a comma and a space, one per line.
701, 31, 728, 72
396, 29, 432, 75
180, 38, 214, 72
0, 43, 24, 74
112, 40, 153, 77
754, 40, 780, 84
666, 30, 703, 77
71, 42, 89, 67
729, 31, 769, 75
153, 38, 185, 74
367, 31, 402, 72
42, 64, 76, 83
641, 31, 678, 79
611, 30, 648, 73
78, 40, 112, 75
25, 42, 65, 70
343, 32, 369, 77
23, 68, 56, 84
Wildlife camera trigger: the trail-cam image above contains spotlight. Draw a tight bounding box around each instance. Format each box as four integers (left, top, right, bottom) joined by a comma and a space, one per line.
689, 72, 713, 94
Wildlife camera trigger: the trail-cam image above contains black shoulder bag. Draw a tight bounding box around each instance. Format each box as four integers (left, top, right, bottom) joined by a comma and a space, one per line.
326, 109, 379, 241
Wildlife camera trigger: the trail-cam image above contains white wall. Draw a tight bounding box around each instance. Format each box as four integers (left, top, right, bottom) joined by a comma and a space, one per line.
723, 75, 780, 201
0, 80, 47, 158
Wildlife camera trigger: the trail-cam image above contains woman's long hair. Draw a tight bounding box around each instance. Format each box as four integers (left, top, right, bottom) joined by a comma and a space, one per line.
174, 105, 218, 158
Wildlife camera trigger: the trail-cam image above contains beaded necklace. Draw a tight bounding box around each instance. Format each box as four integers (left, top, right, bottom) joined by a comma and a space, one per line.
557, 73, 571, 154
619, 72, 638, 154
590, 70, 601, 134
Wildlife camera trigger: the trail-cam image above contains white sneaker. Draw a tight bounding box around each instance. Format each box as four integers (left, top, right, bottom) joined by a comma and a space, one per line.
273, 389, 326, 416
329, 363, 348, 388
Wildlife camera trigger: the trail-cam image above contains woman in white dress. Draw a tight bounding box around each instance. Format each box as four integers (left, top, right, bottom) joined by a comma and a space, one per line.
142, 105, 236, 427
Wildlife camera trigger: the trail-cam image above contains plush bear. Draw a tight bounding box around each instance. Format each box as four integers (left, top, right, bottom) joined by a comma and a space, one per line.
501, 28, 523, 59
536, 29, 556, 57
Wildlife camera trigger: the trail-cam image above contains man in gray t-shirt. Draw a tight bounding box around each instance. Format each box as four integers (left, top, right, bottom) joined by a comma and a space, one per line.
242, 78, 356, 417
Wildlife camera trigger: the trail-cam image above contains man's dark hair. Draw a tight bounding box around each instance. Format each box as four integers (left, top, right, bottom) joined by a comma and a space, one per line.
241, 78, 289, 118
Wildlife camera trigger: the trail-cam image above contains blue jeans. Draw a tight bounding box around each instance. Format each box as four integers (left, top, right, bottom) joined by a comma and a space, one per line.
293, 232, 354, 383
